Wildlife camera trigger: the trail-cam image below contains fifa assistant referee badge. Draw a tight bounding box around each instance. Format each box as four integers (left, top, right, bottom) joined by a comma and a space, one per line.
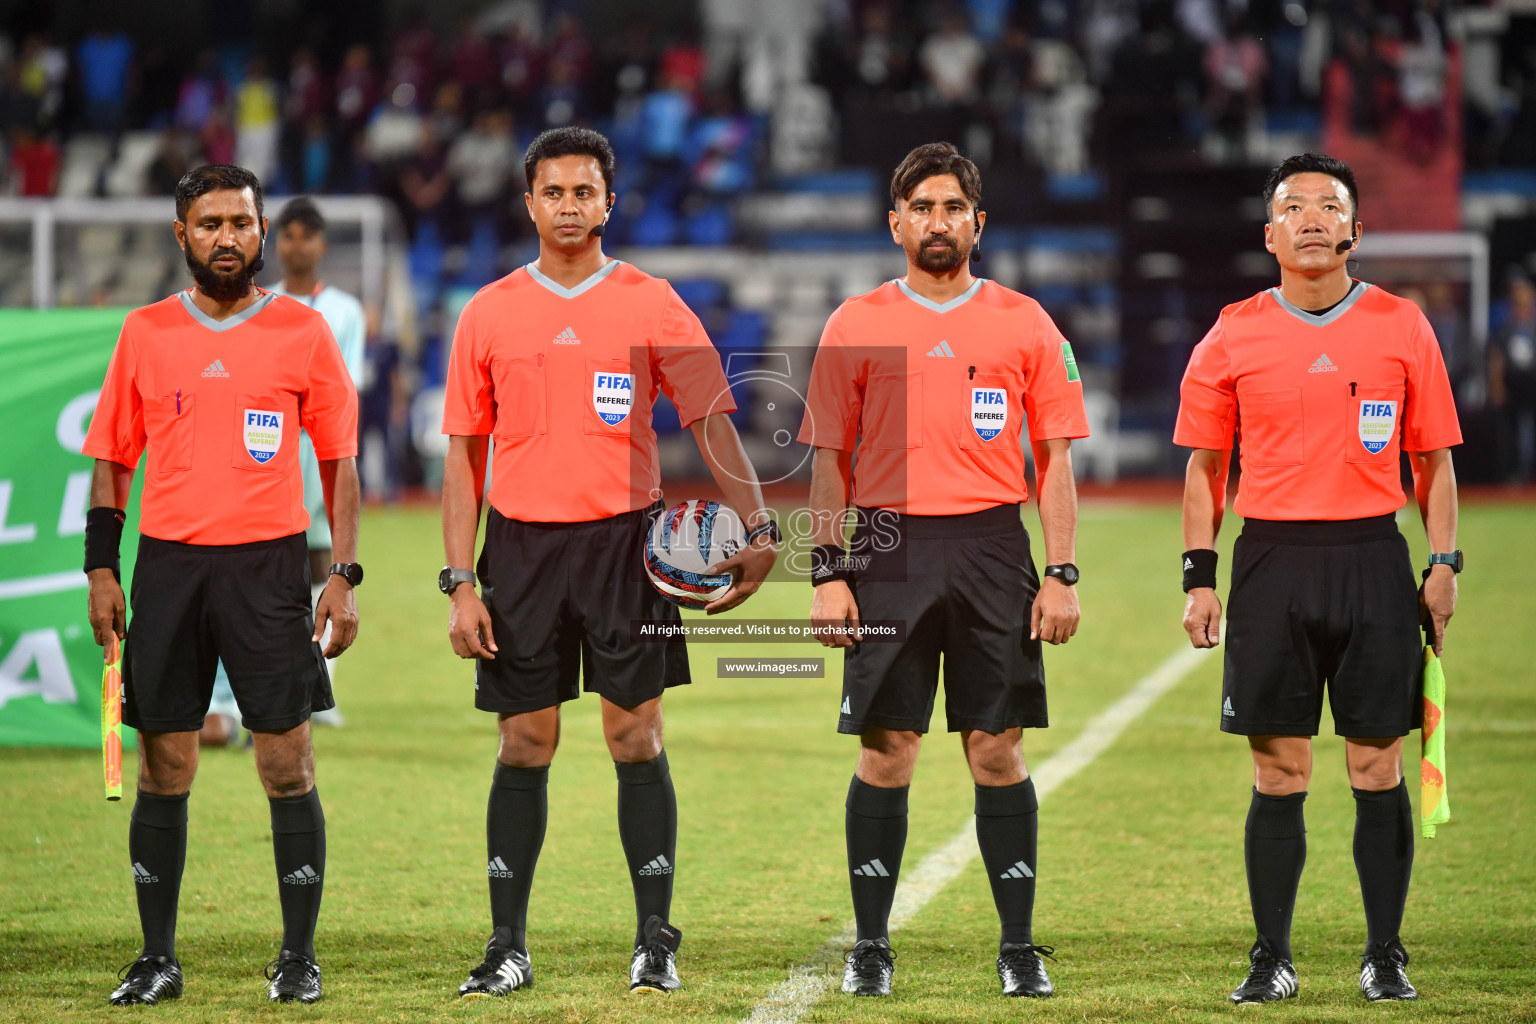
329, 562, 365, 587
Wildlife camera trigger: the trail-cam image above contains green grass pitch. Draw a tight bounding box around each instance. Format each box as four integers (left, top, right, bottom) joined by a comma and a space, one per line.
1, 502, 1532, 1022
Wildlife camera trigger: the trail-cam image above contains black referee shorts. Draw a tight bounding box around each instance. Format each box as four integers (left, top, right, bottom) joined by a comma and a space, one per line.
1222, 514, 1423, 738
839, 503, 1048, 736
473, 502, 690, 715
124, 532, 332, 733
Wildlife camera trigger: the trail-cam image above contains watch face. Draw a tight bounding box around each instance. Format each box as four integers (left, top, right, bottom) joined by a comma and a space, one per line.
437, 567, 453, 594
347, 563, 364, 587
1063, 564, 1079, 585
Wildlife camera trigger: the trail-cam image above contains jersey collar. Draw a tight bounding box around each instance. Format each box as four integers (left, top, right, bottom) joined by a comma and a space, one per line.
177, 288, 278, 333
1265, 281, 1372, 327
894, 276, 985, 314
524, 258, 623, 299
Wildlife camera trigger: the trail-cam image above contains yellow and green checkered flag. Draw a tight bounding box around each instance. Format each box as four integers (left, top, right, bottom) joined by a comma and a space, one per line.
1420, 646, 1449, 838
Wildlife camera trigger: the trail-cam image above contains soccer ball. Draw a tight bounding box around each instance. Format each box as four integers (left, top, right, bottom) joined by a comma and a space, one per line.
644, 500, 745, 610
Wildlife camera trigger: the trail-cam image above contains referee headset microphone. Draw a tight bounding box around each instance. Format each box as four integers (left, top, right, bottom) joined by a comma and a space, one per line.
589, 195, 615, 239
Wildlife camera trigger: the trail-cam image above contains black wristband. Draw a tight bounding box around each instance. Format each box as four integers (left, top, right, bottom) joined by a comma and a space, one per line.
1182, 549, 1218, 593
810, 543, 852, 587
84, 506, 126, 581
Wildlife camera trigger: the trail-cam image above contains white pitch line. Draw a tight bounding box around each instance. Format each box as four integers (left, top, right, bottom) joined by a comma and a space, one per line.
741, 645, 1210, 1024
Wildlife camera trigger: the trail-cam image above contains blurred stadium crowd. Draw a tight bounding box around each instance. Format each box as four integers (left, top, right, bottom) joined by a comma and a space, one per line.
3, 0, 1535, 488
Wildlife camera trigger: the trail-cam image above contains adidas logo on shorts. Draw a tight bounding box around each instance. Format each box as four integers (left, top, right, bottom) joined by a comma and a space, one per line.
282, 864, 321, 885
998, 859, 1035, 880
132, 861, 158, 884
852, 858, 890, 877
1223, 696, 1236, 717
638, 854, 673, 876
487, 856, 514, 879
841, 696, 851, 715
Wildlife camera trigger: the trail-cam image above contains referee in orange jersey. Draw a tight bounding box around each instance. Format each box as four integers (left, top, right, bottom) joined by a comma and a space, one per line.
1175, 154, 1462, 1005
439, 127, 777, 998
83, 165, 361, 1006
800, 142, 1088, 1000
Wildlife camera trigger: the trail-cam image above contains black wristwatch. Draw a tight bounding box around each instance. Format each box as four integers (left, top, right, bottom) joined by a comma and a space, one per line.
746, 519, 782, 545
439, 566, 477, 595
1043, 563, 1079, 586
329, 562, 364, 587
1427, 551, 1463, 574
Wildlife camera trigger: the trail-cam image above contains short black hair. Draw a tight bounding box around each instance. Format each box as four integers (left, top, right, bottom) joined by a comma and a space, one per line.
1263, 153, 1359, 222
275, 196, 325, 235
523, 127, 615, 193
890, 141, 982, 212
174, 164, 265, 224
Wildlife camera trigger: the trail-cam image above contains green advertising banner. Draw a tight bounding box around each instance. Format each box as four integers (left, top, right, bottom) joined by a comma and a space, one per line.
0, 309, 141, 748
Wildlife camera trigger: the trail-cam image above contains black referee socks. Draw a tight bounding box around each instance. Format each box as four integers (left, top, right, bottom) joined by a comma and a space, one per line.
129, 790, 188, 958
1245, 788, 1307, 962
845, 776, 909, 943
616, 752, 676, 946
487, 762, 549, 952
975, 778, 1039, 948
1353, 780, 1414, 951
269, 787, 325, 960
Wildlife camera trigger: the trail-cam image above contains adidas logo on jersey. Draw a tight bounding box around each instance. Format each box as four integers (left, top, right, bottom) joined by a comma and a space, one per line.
926, 340, 956, 358
638, 854, 674, 876
552, 327, 580, 344
1308, 353, 1339, 373
132, 861, 158, 884
1223, 696, 1236, 717
852, 858, 890, 877
282, 864, 321, 885
487, 856, 514, 879
998, 859, 1035, 879
201, 359, 230, 378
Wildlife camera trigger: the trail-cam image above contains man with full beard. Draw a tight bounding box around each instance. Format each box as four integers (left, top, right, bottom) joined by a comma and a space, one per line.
83, 164, 361, 1005
798, 142, 1089, 999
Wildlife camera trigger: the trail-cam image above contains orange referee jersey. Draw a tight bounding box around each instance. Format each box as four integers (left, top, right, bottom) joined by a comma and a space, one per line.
82, 289, 359, 545
797, 278, 1089, 515
441, 260, 736, 523
1174, 282, 1462, 521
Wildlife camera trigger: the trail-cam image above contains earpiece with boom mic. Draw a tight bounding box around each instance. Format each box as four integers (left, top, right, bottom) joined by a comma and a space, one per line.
1335, 232, 1357, 255
589, 195, 615, 239
250, 231, 267, 274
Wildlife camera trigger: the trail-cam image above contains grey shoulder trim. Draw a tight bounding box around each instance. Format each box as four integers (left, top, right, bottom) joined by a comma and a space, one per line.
1265, 281, 1372, 327
894, 276, 986, 314
524, 259, 623, 299
177, 289, 278, 332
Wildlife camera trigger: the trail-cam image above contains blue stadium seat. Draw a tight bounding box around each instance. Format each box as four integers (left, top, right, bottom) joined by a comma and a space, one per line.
685, 203, 735, 246
673, 278, 727, 314
630, 205, 681, 247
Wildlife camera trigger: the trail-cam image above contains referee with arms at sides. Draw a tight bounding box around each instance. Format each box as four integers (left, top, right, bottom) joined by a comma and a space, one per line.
83, 165, 362, 1006
1175, 154, 1462, 1004
800, 142, 1089, 999
439, 127, 778, 998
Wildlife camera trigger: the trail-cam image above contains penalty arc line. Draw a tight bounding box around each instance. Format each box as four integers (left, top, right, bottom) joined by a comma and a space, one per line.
740, 645, 1211, 1024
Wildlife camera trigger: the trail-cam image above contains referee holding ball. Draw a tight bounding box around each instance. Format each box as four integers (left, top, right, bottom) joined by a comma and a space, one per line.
84, 165, 361, 1006
439, 127, 776, 998
1175, 154, 1461, 1004
800, 142, 1088, 1000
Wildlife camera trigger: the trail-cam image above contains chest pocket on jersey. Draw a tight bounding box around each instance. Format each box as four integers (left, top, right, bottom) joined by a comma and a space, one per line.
1236, 387, 1304, 467
862, 371, 923, 449
145, 393, 195, 475
490, 357, 547, 439
955, 372, 1017, 451
231, 393, 296, 471
585, 358, 638, 436
1346, 385, 1404, 463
